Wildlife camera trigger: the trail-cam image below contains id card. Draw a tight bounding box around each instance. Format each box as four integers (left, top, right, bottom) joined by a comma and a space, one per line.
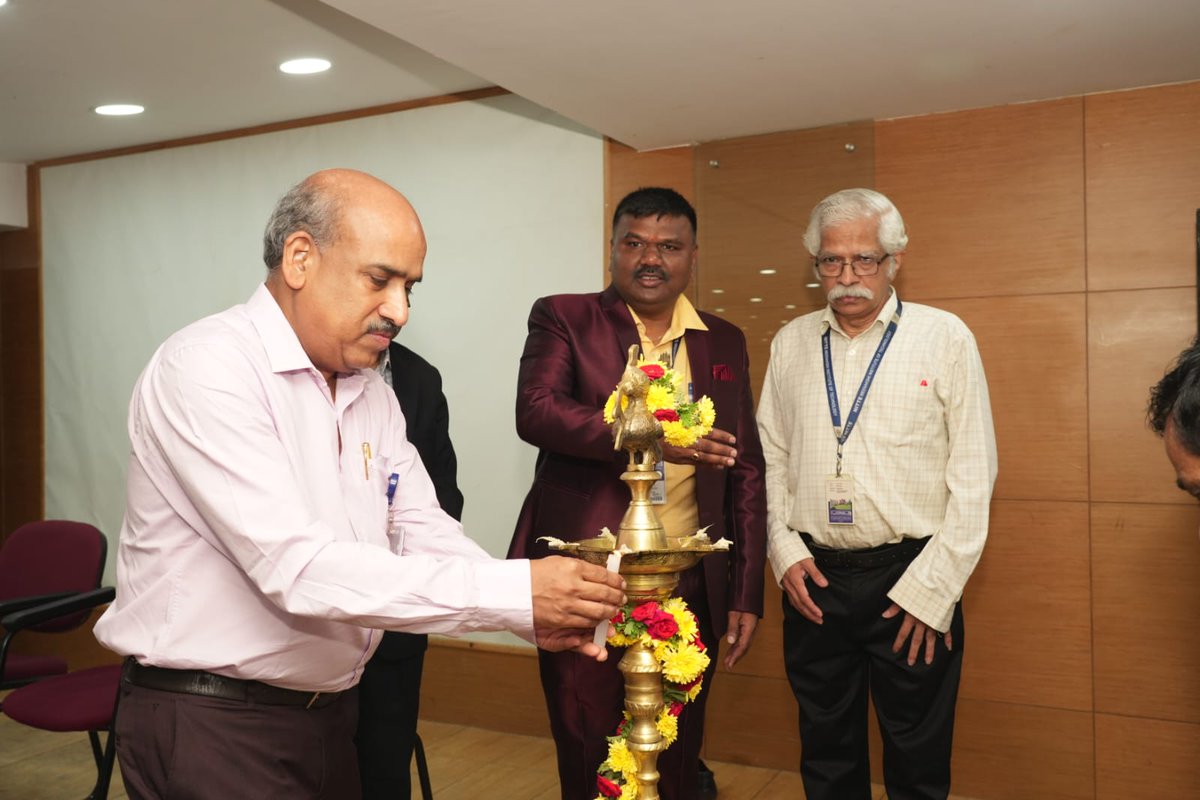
650, 459, 667, 504
825, 474, 855, 525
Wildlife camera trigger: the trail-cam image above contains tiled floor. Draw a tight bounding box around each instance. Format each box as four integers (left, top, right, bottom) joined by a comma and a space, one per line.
0, 701, 980, 799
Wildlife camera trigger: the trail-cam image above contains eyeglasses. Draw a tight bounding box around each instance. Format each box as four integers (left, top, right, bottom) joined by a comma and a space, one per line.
814, 253, 891, 277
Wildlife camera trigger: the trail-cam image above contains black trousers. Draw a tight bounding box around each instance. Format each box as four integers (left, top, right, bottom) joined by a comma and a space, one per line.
356, 632, 427, 800
781, 548, 965, 800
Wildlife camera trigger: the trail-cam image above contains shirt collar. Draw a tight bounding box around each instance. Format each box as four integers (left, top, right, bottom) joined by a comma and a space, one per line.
628, 294, 709, 344
821, 287, 899, 338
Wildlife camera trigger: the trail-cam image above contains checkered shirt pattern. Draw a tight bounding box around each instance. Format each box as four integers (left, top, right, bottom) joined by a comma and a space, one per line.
757, 291, 997, 631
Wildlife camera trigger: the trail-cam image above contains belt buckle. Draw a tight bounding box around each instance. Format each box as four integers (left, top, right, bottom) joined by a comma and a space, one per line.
305, 691, 321, 709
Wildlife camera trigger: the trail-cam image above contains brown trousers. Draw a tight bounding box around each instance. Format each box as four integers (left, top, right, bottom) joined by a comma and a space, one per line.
115, 679, 361, 799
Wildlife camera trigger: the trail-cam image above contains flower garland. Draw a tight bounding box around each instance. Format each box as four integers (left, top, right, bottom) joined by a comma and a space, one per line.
603, 360, 715, 448
594, 598, 709, 800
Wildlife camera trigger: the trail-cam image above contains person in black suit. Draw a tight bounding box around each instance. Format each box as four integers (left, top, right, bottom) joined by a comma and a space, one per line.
356, 341, 465, 800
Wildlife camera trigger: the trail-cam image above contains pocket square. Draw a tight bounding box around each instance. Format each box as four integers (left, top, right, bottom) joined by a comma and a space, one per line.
712, 364, 734, 382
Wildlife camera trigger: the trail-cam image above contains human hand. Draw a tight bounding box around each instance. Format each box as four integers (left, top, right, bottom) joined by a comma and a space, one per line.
530, 556, 626, 631
534, 627, 611, 660
882, 603, 952, 666
780, 559, 828, 624
722, 610, 758, 668
662, 427, 737, 468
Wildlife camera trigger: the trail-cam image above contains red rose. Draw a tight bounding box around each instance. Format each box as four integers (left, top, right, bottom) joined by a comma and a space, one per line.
648, 614, 679, 640
631, 601, 660, 623
669, 701, 685, 717
640, 364, 666, 379
597, 775, 623, 797
611, 608, 626, 625
680, 675, 702, 692
653, 408, 680, 422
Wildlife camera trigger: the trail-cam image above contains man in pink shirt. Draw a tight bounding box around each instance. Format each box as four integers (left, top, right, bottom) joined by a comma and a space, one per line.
95, 169, 625, 800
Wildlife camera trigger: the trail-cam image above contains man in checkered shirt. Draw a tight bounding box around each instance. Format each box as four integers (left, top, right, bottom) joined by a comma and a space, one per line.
757, 188, 998, 800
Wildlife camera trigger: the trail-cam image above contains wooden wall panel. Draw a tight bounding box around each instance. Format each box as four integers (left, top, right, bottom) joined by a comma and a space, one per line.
421, 640, 550, 738
1092, 502, 1200, 723
1088, 287, 1197, 504
959, 500, 1092, 711
875, 98, 1085, 300
1095, 714, 1200, 799
704, 670, 799, 770
1085, 80, 1200, 292
694, 124, 874, 401
951, 699, 1094, 800
604, 140, 696, 287
716, 568, 786, 681
938, 294, 1088, 502
0, 166, 44, 538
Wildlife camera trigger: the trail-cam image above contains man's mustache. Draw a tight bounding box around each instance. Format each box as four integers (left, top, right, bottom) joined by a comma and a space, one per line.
368, 321, 401, 339
634, 265, 668, 281
827, 285, 874, 303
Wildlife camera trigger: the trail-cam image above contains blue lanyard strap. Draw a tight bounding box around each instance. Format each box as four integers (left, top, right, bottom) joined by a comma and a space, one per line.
640, 336, 683, 368
822, 299, 902, 475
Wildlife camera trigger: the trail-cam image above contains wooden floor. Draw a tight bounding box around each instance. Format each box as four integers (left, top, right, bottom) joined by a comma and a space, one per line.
0, 705, 980, 800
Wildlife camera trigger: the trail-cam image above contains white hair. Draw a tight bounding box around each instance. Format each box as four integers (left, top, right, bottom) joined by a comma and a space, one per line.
802, 188, 909, 257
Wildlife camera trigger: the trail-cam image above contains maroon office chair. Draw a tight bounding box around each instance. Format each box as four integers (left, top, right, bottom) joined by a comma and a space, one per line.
3, 663, 123, 799
0, 520, 111, 690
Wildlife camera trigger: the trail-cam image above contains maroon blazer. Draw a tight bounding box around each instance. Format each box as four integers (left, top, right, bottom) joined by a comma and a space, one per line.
507, 286, 767, 636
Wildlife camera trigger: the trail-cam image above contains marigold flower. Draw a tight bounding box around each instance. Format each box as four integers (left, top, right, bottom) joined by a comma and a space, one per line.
607, 739, 638, 776
657, 709, 679, 745
661, 642, 710, 683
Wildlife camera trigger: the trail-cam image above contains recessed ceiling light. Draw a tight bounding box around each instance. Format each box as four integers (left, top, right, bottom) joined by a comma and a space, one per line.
714, 307, 725, 313
785, 304, 797, 309
94, 104, 145, 116
710, 288, 724, 294
759, 269, 777, 275
805, 282, 820, 288
749, 297, 763, 303
280, 58, 331, 75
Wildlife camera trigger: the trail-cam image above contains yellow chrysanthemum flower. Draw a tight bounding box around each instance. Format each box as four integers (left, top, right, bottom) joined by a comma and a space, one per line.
607, 739, 639, 777
604, 391, 630, 424
661, 598, 698, 641
608, 629, 638, 648
686, 680, 704, 702
697, 395, 716, 433
661, 419, 698, 447
620, 784, 638, 800
656, 710, 679, 745
661, 642, 710, 683
646, 383, 673, 412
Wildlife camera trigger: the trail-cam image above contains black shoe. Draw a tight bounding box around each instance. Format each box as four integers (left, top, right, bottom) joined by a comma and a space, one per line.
697, 759, 718, 800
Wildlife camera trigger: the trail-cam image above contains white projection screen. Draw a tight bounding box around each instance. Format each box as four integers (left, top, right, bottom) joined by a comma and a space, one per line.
41, 94, 604, 643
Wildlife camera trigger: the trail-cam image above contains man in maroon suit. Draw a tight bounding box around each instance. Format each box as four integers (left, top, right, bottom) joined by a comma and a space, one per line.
508, 187, 767, 800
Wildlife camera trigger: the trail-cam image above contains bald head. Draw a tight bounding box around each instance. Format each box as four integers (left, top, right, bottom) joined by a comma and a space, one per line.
263, 169, 422, 271
263, 169, 427, 388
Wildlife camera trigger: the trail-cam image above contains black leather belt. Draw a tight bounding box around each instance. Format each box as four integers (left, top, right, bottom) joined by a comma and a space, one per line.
123, 659, 342, 709
798, 531, 929, 569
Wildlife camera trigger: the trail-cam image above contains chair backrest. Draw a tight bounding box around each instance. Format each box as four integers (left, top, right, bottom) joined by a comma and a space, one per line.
0, 520, 107, 632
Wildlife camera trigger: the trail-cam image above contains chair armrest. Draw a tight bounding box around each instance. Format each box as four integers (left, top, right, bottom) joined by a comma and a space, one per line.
0, 592, 77, 618
0, 587, 115, 632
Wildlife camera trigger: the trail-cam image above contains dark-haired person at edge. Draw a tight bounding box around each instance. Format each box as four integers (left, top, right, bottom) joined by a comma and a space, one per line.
95, 168, 626, 800
758, 188, 997, 800
357, 339, 465, 799
508, 187, 767, 800
1149, 336, 1200, 504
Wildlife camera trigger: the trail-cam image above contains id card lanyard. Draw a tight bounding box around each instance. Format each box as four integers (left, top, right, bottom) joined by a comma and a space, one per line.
820, 299, 901, 524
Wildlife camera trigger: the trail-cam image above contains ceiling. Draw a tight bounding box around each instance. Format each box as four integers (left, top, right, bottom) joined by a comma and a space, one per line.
2, 0, 1199, 165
